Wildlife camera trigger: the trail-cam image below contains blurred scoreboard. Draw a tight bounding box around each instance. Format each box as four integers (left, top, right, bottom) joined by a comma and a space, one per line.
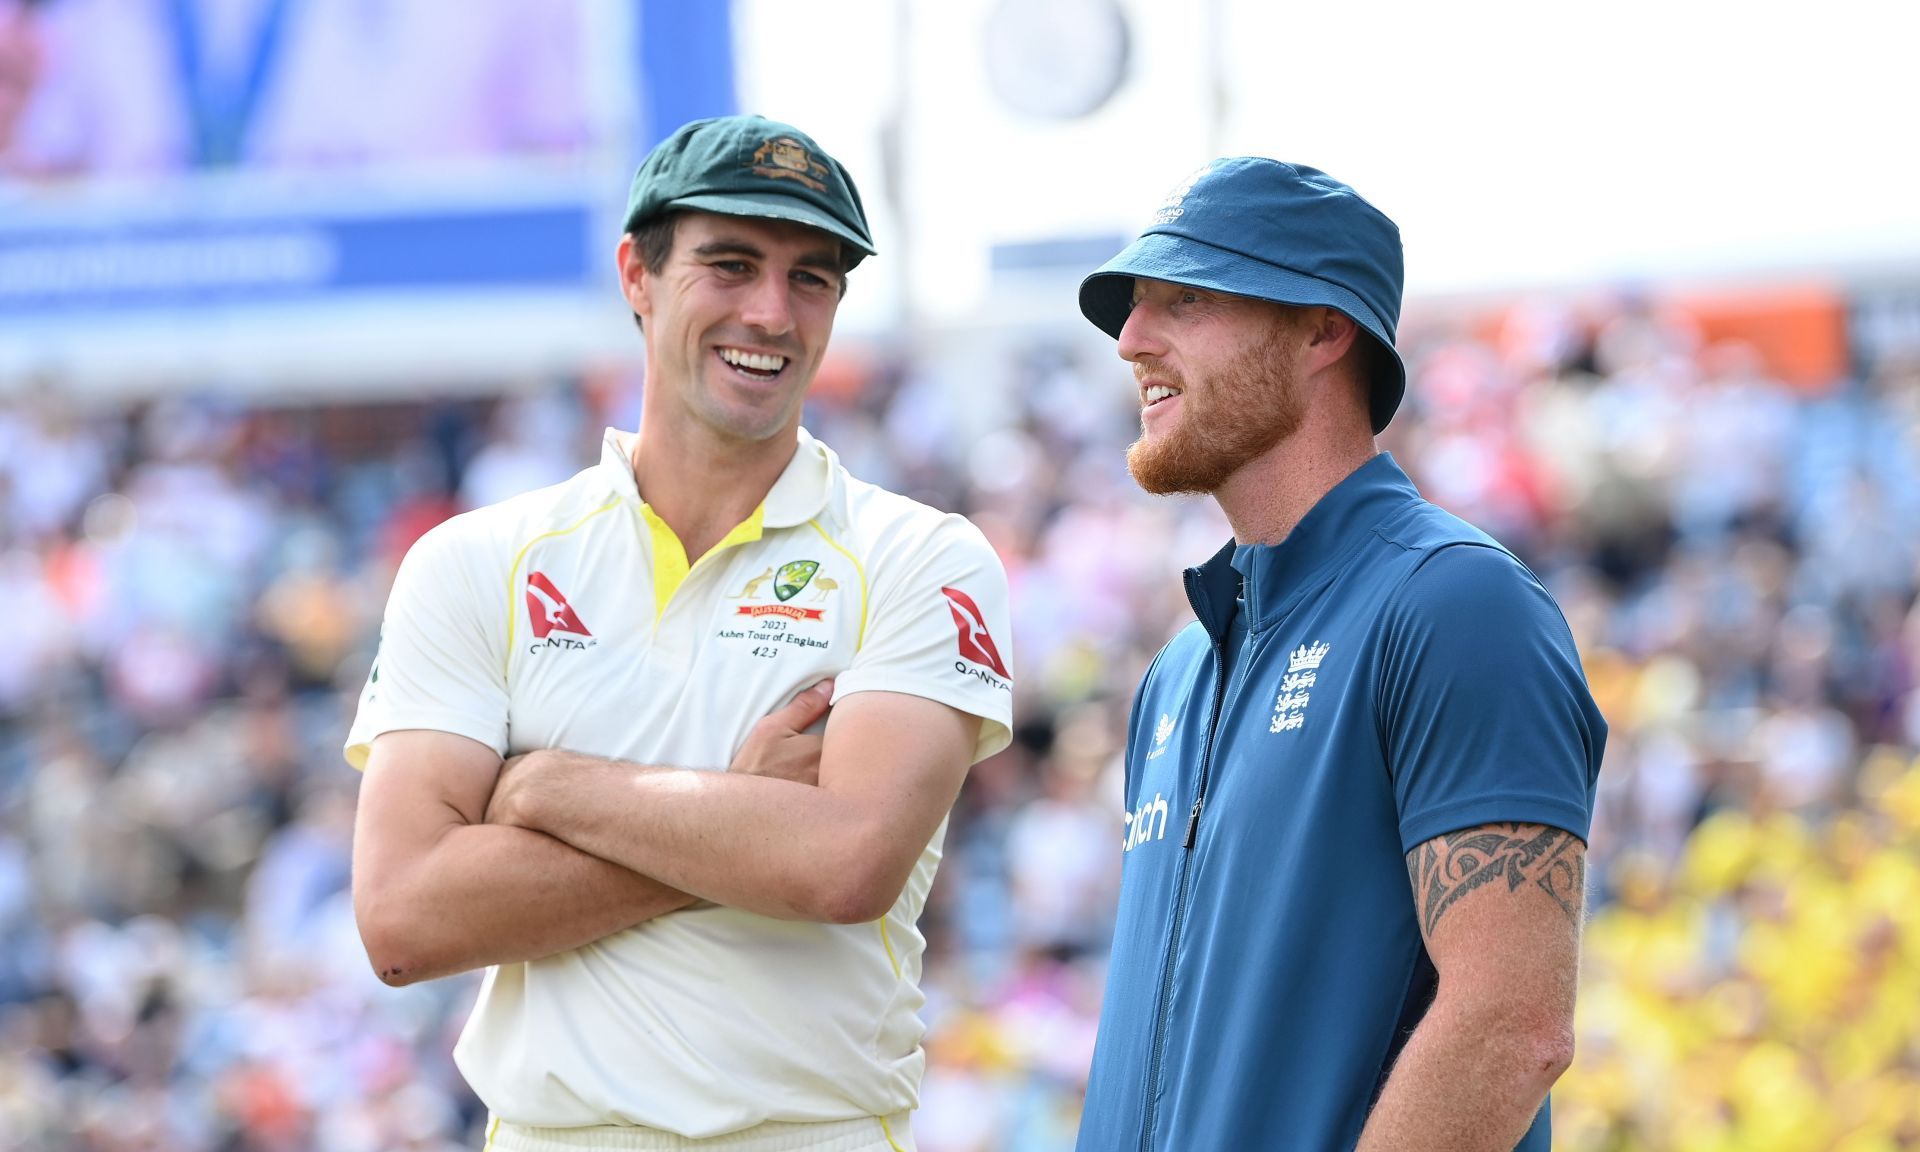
0, 0, 735, 398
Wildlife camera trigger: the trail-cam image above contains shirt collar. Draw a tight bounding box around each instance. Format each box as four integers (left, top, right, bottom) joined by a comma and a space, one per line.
1223, 452, 1422, 631
597, 425, 839, 528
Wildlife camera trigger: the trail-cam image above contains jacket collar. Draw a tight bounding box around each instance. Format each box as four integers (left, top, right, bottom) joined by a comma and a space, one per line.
1187, 452, 1422, 635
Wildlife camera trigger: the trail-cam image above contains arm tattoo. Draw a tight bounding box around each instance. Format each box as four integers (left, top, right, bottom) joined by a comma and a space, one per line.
1404, 824, 1584, 936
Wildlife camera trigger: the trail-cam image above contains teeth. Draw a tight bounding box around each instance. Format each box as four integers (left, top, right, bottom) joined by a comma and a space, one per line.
1144, 385, 1180, 404
720, 348, 787, 373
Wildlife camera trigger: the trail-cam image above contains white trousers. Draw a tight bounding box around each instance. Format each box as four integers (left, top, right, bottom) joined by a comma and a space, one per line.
484, 1113, 916, 1152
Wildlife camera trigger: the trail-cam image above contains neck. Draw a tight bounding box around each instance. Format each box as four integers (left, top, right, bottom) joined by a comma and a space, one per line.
630, 413, 796, 562
1213, 407, 1378, 546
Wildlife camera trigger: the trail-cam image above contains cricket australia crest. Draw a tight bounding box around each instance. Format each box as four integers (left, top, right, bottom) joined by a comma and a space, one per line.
773, 560, 820, 602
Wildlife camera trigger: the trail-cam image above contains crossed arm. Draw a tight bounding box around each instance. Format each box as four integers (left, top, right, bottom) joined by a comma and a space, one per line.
352, 686, 979, 986
484, 690, 981, 924
1356, 822, 1586, 1152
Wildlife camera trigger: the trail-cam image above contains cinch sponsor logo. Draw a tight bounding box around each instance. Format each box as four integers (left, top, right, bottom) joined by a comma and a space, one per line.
1123, 792, 1170, 852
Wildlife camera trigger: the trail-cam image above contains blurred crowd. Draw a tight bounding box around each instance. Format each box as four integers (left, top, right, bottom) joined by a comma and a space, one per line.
1, 292, 1918, 1150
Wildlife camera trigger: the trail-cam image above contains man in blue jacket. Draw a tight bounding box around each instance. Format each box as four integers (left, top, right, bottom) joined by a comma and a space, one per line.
1073, 158, 1607, 1151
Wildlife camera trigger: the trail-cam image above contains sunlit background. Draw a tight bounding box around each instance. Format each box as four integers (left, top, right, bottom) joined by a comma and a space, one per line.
2, 1, 1919, 1149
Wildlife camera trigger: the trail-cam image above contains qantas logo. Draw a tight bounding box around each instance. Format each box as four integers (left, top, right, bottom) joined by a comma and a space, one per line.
526, 572, 591, 639
941, 585, 1010, 683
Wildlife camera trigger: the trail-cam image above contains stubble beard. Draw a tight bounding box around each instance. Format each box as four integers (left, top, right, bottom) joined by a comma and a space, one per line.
1126, 323, 1305, 496
689, 352, 811, 446
703, 391, 803, 445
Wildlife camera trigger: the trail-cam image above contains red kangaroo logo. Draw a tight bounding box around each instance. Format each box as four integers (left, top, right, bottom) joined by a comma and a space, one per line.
526, 572, 591, 638
941, 586, 1009, 678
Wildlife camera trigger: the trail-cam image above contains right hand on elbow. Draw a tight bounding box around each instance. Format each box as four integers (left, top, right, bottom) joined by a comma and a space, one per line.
729, 679, 833, 785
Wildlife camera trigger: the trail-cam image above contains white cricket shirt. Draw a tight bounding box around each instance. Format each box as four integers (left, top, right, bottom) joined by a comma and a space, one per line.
345, 427, 1013, 1136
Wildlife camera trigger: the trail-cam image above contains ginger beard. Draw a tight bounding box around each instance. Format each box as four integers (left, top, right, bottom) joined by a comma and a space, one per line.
1127, 317, 1306, 495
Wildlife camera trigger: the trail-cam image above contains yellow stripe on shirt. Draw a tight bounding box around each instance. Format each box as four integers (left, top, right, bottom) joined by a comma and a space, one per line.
807, 518, 869, 650
503, 498, 621, 676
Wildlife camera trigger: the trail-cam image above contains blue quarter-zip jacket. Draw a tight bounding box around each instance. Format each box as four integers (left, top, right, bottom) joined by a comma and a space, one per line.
1077, 454, 1606, 1152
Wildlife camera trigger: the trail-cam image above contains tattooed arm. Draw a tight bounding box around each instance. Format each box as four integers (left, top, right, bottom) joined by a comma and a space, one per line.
1355, 822, 1585, 1152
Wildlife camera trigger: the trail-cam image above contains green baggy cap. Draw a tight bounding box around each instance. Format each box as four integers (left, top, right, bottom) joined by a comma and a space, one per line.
624, 115, 876, 270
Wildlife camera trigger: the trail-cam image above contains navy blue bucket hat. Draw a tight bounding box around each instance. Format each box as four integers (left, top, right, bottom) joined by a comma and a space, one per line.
1079, 158, 1407, 433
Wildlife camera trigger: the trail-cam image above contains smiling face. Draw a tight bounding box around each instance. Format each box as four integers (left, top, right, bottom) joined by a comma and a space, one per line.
1118, 278, 1308, 495
621, 211, 846, 449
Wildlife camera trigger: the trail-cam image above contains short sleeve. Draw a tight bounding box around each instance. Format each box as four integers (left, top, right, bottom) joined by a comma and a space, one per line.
831, 515, 1014, 765
343, 517, 511, 770
1376, 544, 1607, 853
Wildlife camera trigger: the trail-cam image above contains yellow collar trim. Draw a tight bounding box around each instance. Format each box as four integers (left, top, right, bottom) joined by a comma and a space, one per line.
641, 503, 766, 621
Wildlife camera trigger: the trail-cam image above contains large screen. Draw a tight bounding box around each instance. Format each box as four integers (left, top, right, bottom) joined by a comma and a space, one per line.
0, 0, 736, 394
3, 0, 595, 179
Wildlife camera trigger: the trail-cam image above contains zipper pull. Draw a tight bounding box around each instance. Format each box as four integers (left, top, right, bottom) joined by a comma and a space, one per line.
1183, 797, 1203, 848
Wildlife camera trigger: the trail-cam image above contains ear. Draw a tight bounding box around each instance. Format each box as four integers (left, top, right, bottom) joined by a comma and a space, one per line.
616, 235, 653, 321
1302, 307, 1360, 376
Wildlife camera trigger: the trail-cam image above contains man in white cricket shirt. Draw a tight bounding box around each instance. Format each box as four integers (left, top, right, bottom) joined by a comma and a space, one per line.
347, 115, 1014, 1152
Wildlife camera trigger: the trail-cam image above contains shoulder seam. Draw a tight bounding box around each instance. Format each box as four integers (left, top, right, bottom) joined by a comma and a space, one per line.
502, 497, 624, 674
1366, 539, 1516, 776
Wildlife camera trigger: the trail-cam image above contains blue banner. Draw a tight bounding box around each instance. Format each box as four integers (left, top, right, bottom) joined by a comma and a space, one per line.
0, 204, 594, 316
637, 0, 738, 154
